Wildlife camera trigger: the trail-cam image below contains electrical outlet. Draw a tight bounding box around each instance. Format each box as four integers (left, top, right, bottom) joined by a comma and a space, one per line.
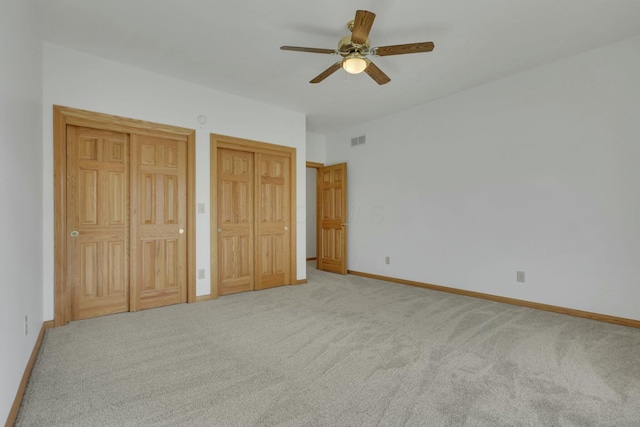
517, 271, 525, 283
24, 315, 28, 336
385, 256, 390, 265
197, 203, 206, 214
198, 269, 206, 279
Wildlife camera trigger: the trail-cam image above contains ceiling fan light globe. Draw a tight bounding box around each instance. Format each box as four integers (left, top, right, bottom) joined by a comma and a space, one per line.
342, 56, 368, 74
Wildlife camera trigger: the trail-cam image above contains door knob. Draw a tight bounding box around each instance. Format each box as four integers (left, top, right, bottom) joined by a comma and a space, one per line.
341, 223, 348, 226
218, 228, 223, 233
70, 230, 79, 237
284, 226, 289, 231
179, 228, 184, 234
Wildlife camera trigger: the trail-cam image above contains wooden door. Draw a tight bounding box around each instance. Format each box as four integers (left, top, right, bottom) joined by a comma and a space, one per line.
131, 135, 188, 310
317, 163, 348, 274
256, 153, 291, 290
67, 126, 129, 320
55, 106, 196, 326
217, 149, 255, 295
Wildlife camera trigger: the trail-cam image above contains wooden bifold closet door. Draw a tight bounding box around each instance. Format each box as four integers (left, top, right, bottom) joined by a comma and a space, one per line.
130, 135, 188, 311
217, 149, 255, 295
57, 106, 194, 325
255, 153, 291, 290
67, 127, 188, 320
66, 126, 130, 320
212, 135, 296, 297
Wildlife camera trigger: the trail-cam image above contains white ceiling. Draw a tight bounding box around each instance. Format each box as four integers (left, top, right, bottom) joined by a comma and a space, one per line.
35, 0, 640, 134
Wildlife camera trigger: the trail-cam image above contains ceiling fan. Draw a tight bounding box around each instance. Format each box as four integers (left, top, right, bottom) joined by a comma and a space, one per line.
280, 10, 435, 85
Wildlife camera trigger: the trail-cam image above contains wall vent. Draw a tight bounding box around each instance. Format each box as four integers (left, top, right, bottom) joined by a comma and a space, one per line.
350, 135, 366, 147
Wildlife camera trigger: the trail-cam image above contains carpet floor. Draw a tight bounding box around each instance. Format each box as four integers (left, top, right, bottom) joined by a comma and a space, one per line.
16, 264, 640, 426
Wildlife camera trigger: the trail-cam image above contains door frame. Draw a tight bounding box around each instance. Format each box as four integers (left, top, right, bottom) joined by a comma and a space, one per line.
210, 133, 297, 299
53, 105, 197, 326
306, 161, 323, 266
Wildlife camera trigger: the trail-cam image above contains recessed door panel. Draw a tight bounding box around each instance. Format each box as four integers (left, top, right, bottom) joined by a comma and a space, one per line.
107, 171, 126, 225
79, 170, 98, 225
164, 175, 179, 224
107, 241, 126, 293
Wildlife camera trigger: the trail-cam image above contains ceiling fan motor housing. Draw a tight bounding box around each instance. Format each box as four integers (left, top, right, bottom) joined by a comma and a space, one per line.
338, 33, 371, 57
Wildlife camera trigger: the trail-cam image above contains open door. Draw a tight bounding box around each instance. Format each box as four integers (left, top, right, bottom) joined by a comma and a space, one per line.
317, 163, 348, 274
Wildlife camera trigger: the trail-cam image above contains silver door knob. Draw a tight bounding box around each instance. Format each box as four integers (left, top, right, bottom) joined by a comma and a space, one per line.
179, 228, 184, 234
218, 228, 223, 233
70, 230, 79, 237
284, 226, 289, 231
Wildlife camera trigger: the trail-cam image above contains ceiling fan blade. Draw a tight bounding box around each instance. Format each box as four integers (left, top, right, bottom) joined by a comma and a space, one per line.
364, 61, 391, 85
375, 42, 435, 56
310, 62, 342, 84
280, 46, 336, 54
351, 10, 376, 45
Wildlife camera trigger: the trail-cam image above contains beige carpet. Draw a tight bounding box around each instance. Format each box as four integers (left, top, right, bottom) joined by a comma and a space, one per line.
16, 264, 640, 426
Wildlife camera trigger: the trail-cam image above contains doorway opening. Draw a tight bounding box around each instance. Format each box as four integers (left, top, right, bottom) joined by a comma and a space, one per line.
306, 162, 322, 263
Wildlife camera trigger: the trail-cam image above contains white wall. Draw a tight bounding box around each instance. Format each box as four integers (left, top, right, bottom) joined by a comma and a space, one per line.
0, 0, 43, 421
42, 43, 307, 320
325, 35, 640, 321
306, 131, 326, 164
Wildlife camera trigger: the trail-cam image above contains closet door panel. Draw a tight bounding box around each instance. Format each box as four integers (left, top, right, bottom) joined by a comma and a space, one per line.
131, 135, 188, 310
67, 126, 129, 320
256, 153, 291, 290
217, 149, 255, 295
